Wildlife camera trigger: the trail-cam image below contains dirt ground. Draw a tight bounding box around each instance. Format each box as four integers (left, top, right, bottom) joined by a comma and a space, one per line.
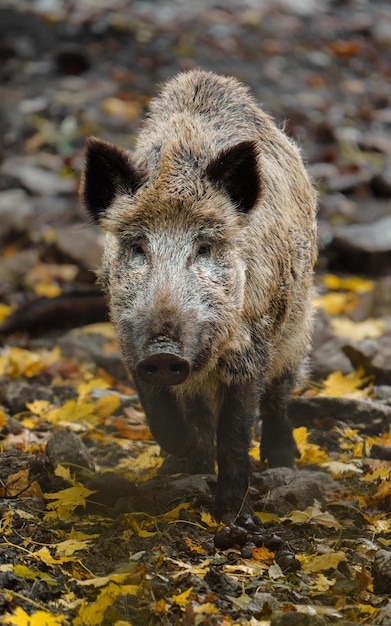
1, 1, 391, 625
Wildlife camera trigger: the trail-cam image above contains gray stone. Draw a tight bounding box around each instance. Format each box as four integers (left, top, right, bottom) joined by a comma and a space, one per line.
343, 337, 391, 385
46, 430, 95, 474
372, 549, 391, 594
0, 189, 34, 239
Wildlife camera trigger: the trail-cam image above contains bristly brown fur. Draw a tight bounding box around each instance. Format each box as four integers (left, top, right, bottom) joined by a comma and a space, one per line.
80, 70, 317, 522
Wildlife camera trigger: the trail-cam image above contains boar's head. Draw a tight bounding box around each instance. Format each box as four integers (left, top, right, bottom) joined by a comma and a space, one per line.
80, 137, 261, 387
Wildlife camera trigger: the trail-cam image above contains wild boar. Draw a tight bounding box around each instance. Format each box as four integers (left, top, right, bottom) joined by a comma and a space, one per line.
80, 70, 317, 523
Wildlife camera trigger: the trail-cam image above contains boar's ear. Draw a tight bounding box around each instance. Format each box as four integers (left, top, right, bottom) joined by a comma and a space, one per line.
80, 137, 143, 223
205, 140, 260, 213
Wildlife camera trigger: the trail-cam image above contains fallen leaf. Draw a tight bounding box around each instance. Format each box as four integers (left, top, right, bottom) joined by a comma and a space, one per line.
309, 573, 336, 592
44, 485, 96, 520
293, 427, 330, 465
316, 369, 373, 399
4, 607, 66, 626
321, 274, 374, 293
331, 317, 385, 340
313, 292, 358, 315
355, 562, 373, 593
73, 581, 140, 626
171, 587, 192, 607
299, 551, 346, 573
33, 282, 62, 298
184, 537, 208, 555
282, 503, 342, 529
322, 461, 363, 475
251, 546, 275, 563
3, 469, 43, 499
0, 303, 12, 322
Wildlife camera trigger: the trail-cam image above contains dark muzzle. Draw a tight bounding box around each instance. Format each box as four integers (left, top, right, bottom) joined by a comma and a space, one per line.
136, 352, 190, 386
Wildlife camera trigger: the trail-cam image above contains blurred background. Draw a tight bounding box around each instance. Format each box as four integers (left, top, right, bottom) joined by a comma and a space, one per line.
1, 0, 391, 324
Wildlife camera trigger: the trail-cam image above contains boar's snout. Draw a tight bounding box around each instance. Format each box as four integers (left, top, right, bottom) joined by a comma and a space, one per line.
136, 352, 190, 386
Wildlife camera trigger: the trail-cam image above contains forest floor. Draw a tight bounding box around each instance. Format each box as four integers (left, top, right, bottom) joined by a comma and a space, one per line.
0, 1, 391, 625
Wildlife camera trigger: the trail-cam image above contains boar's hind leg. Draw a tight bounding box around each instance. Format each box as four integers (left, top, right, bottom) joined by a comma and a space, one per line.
133, 375, 215, 474
260, 372, 298, 468
215, 382, 258, 523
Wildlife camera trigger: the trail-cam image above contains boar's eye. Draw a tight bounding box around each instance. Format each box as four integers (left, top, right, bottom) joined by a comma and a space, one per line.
195, 242, 211, 259
129, 241, 147, 262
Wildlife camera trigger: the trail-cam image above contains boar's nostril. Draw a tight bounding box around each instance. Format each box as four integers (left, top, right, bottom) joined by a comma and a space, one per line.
136, 352, 190, 386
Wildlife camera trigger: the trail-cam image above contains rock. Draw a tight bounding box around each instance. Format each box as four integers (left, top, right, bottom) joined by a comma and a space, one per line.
0, 189, 34, 239
374, 385, 391, 402
57, 333, 127, 380
371, 157, 391, 197
370, 444, 391, 461
0, 249, 39, 287
46, 430, 95, 475
2, 160, 75, 195
343, 337, 391, 385
311, 337, 353, 379
0, 380, 54, 414
288, 396, 391, 433
85, 472, 136, 512
376, 603, 391, 625
374, 276, 391, 316
372, 549, 391, 594
53, 224, 103, 273
248, 591, 281, 615
270, 611, 328, 625
326, 215, 391, 275
253, 468, 335, 516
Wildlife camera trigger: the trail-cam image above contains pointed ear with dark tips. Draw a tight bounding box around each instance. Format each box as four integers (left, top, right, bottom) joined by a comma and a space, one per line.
80, 137, 143, 223
205, 140, 261, 212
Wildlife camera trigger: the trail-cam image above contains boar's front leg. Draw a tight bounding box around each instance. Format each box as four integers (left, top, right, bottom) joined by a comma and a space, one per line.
260, 372, 298, 468
215, 381, 259, 524
133, 374, 215, 474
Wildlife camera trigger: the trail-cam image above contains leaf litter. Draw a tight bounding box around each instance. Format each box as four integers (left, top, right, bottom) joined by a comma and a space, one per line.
1, 1, 391, 624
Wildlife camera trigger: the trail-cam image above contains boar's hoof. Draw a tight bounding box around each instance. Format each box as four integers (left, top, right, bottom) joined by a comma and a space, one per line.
136, 353, 190, 386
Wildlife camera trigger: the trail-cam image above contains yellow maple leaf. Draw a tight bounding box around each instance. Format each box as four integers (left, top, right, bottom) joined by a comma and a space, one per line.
73, 582, 139, 626
171, 587, 192, 607
46, 398, 98, 425
316, 369, 373, 399
44, 485, 96, 520
293, 427, 329, 465
94, 394, 121, 418
309, 572, 336, 592
12, 564, 55, 584
4, 607, 65, 626
54, 538, 96, 558
32, 546, 77, 566
0, 303, 12, 322
200, 510, 224, 531
193, 602, 218, 615
26, 400, 50, 417
77, 378, 110, 398
331, 316, 385, 340
33, 282, 62, 298
313, 292, 358, 315
361, 467, 390, 482
298, 550, 346, 573
249, 443, 260, 460
254, 511, 280, 524
0, 346, 61, 378
321, 274, 374, 293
